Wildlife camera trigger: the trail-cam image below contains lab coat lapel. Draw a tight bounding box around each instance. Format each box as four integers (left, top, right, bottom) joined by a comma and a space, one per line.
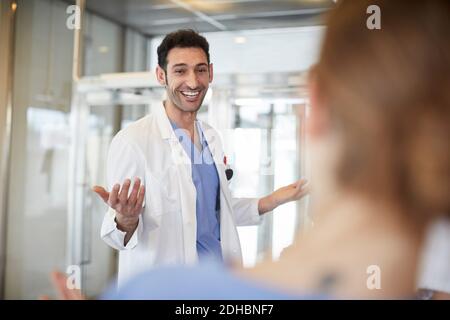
151, 103, 198, 263
198, 121, 234, 214
199, 121, 243, 264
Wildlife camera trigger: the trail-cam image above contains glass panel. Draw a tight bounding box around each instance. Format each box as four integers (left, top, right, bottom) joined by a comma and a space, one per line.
272, 104, 301, 260
215, 99, 308, 267
82, 104, 150, 297
83, 12, 124, 76
4, 0, 151, 299
5, 0, 74, 299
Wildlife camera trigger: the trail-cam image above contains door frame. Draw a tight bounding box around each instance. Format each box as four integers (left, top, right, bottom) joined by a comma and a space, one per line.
0, 0, 17, 299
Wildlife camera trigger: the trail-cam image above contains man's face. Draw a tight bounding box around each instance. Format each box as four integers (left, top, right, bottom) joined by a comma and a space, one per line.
157, 47, 213, 112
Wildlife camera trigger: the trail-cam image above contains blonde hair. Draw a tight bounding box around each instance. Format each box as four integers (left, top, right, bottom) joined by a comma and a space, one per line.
315, 0, 450, 220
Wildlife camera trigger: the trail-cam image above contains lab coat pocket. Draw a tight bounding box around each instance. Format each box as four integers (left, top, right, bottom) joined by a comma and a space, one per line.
145, 167, 181, 217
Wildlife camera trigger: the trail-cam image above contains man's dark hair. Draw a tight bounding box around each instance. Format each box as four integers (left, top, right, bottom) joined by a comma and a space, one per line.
157, 29, 210, 71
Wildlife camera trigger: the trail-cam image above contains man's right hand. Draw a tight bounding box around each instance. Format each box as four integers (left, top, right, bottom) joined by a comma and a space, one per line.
93, 178, 145, 235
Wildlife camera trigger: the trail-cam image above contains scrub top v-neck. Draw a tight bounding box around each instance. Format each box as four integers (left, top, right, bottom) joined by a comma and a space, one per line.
169, 120, 223, 262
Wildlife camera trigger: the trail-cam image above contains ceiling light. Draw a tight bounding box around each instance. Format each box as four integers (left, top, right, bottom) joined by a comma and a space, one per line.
234, 36, 246, 44
98, 46, 109, 53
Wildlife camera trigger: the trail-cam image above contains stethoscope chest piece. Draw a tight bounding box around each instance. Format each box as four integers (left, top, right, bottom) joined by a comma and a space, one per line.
223, 155, 233, 181
225, 168, 233, 181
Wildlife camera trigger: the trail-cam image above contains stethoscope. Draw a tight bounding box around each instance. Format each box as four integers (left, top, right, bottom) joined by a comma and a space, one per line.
225, 167, 233, 181
223, 156, 233, 181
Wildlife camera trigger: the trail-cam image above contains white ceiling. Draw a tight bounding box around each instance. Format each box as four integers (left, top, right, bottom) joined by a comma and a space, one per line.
81, 0, 334, 37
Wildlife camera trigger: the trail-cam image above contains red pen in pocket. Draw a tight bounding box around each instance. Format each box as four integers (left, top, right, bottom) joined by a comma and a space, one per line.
224, 155, 233, 180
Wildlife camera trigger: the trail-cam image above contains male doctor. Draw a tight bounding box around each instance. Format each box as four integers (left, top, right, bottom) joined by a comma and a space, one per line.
94, 29, 309, 285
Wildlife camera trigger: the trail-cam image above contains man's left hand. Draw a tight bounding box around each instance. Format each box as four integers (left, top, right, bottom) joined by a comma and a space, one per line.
258, 178, 309, 215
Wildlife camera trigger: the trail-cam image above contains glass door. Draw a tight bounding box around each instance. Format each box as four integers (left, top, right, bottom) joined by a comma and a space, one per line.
72, 102, 151, 297
206, 81, 311, 267
67, 83, 163, 297
3, 0, 75, 299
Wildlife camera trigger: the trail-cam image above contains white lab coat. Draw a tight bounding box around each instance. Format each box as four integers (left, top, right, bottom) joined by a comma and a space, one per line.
101, 102, 260, 285
417, 217, 450, 296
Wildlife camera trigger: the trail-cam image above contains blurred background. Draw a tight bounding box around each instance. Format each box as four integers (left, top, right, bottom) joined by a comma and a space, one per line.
0, 0, 334, 299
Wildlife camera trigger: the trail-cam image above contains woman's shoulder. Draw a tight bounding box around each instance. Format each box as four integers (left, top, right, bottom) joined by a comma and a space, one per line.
102, 261, 321, 300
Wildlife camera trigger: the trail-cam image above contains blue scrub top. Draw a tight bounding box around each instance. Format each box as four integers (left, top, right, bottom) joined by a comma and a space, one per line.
170, 120, 223, 261
102, 260, 325, 300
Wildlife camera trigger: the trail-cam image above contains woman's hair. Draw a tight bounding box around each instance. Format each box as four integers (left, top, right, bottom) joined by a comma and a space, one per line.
315, 0, 449, 220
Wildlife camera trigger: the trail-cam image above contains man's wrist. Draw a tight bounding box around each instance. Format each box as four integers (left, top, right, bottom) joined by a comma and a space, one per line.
115, 215, 139, 233
258, 194, 278, 215
268, 193, 280, 211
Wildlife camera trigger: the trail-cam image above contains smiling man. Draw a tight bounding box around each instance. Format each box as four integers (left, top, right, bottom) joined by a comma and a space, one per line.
93, 29, 308, 285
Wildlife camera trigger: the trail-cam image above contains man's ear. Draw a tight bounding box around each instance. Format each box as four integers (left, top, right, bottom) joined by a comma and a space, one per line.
208, 63, 214, 83
307, 76, 330, 139
156, 65, 167, 86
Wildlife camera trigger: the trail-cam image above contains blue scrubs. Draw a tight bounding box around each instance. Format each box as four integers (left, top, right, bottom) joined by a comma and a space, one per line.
170, 120, 222, 261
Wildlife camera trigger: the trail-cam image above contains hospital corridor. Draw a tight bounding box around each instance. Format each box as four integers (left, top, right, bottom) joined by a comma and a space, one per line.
0, 0, 448, 309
